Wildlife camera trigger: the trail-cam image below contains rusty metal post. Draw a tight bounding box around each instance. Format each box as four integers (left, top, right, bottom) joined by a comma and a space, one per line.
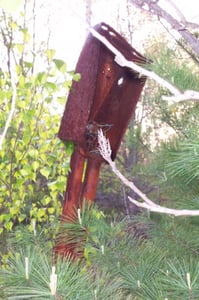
62, 147, 85, 220
55, 22, 149, 258
81, 158, 102, 202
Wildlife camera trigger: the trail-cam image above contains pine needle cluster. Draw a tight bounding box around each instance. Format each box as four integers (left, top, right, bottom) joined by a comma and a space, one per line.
1, 203, 199, 299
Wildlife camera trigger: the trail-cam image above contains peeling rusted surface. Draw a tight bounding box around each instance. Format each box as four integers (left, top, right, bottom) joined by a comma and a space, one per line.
93, 72, 146, 160
58, 24, 101, 144
58, 22, 147, 152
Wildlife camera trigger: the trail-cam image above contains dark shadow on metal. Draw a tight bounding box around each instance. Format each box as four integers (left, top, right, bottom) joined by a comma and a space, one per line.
55, 22, 148, 259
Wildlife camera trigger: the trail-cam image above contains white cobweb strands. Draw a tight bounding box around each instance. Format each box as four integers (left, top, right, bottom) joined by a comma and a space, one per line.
97, 129, 112, 162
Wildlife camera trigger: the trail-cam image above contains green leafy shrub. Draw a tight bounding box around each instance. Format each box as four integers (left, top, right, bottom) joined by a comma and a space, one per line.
0, 5, 76, 240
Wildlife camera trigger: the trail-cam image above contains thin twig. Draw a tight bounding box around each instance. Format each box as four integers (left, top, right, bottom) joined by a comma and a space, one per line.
0, 73, 17, 150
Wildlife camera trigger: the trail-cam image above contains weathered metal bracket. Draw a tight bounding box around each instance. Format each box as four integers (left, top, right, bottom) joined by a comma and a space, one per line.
56, 22, 148, 258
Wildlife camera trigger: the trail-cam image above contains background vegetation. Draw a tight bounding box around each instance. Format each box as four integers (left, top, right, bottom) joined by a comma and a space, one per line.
1, 0, 199, 299
0, 0, 78, 257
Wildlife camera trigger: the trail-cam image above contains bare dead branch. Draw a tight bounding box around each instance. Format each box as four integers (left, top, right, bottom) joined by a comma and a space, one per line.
129, 197, 199, 216
130, 0, 199, 55
98, 130, 199, 217
164, 0, 186, 24
90, 28, 199, 102
163, 0, 199, 30
98, 129, 154, 207
162, 90, 199, 102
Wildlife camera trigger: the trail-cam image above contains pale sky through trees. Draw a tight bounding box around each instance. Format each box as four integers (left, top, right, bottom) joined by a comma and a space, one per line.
46, 0, 199, 69
9, 0, 199, 68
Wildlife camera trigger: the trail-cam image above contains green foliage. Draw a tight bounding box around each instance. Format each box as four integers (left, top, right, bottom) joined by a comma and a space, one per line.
56, 202, 112, 264
165, 140, 199, 185
148, 46, 199, 91
1, 5, 199, 300
0, 221, 123, 300
144, 136, 199, 212
0, 245, 92, 299
139, 43, 199, 149
2, 204, 199, 299
92, 36, 199, 299
0, 5, 75, 239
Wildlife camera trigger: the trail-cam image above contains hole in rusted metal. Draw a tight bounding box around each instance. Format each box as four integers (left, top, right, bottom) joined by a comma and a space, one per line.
109, 30, 116, 37
132, 51, 138, 56
117, 77, 124, 86
101, 24, 108, 30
